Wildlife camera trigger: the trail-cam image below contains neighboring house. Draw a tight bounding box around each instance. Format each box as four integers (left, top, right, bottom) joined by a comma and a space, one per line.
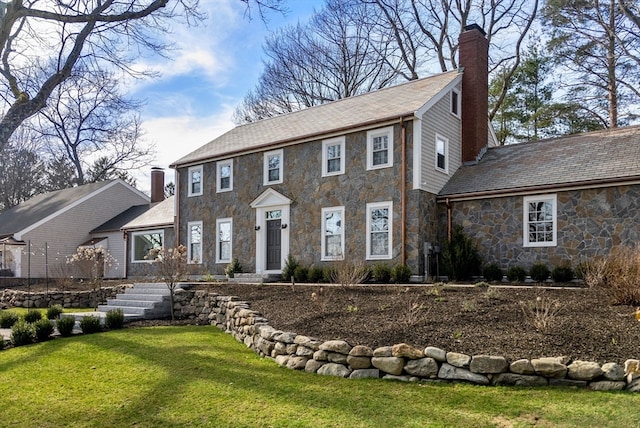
90, 168, 175, 279
0, 180, 150, 278
438, 125, 640, 270
170, 25, 496, 278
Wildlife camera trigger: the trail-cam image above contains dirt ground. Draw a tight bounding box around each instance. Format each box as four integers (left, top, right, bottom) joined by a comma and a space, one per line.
201, 282, 640, 364
6, 280, 640, 364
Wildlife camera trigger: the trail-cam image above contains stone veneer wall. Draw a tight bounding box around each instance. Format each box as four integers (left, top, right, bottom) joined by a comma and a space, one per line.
441, 185, 640, 270
127, 227, 176, 279
0, 285, 129, 308
171, 288, 640, 392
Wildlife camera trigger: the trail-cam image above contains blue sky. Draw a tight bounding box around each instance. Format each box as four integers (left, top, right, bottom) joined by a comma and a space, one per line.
130, 0, 325, 192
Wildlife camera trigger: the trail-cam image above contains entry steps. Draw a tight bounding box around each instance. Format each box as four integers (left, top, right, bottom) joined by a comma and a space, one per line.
95, 282, 172, 321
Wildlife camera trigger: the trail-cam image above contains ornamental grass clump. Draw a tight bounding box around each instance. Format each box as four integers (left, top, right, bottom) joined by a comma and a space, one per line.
581, 246, 640, 306
520, 295, 564, 334
56, 317, 76, 337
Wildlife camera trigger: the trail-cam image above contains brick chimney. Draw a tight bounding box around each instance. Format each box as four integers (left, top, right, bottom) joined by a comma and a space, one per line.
459, 24, 489, 163
150, 167, 165, 203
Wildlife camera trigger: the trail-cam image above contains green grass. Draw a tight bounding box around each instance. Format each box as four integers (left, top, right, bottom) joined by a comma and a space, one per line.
2, 307, 94, 317
0, 326, 637, 427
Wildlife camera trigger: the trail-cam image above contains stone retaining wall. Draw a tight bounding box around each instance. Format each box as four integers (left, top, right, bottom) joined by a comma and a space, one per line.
0, 285, 130, 308
171, 288, 640, 392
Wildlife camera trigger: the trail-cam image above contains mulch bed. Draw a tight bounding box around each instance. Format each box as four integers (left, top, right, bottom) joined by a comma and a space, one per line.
198, 283, 640, 364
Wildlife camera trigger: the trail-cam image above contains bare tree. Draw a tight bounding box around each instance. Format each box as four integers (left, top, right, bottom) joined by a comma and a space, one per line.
234, 0, 399, 123
543, 0, 640, 128
33, 69, 152, 185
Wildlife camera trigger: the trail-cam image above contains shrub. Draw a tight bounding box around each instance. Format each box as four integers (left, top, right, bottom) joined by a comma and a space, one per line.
10, 320, 35, 347
224, 258, 243, 278
281, 254, 299, 282
34, 318, 55, 342
47, 304, 64, 320
56, 316, 76, 337
0, 337, 4, 350
331, 259, 370, 287
105, 309, 125, 330
483, 263, 503, 282
474, 281, 489, 288
582, 246, 640, 305
551, 265, 574, 283
390, 264, 412, 284
372, 263, 392, 283
507, 266, 526, 282
322, 266, 335, 283
293, 265, 309, 283
519, 296, 564, 334
79, 316, 102, 334
530, 263, 550, 283
307, 265, 325, 283
441, 225, 481, 281
24, 308, 43, 324
0, 311, 20, 328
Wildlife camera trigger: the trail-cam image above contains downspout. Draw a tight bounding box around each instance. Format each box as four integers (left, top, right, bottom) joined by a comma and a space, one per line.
446, 197, 452, 241
401, 118, 407, 266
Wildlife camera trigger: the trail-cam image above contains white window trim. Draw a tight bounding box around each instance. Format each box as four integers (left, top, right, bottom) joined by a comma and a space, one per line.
321, 137, 345, 177
216, 218, 233, 264
366, 201, 393, 260
366, 126, 394, 170
130, 229, 164, 263
187, 221, 203, 264
523, 194, 557, 247
263, 149, 284, 185
187, 165, 203, 197
216, 160, 233, 193
435, 133, 449, 174
321, 206, 345, 261
450, 88, 461, 118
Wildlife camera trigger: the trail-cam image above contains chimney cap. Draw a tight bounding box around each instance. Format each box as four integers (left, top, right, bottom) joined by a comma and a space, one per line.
463, 23, 486, 36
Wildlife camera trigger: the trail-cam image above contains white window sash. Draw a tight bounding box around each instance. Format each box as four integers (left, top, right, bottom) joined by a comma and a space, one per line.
366, 127, 394, 170
366, 202, 393, 260
523, 195, 557, 247
321, 206, 345, 260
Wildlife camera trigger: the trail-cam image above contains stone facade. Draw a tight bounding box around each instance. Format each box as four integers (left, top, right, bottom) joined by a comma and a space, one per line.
441, 185, 640, 270
167, 287, 639, 392
127, 227, 176, 279
179, 121, 439, 277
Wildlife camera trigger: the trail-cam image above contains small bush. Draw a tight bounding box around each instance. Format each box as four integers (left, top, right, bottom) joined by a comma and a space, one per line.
331, 260, 370, 287
390, 264, 412, 283
105, 309, 125, 330
56, 316, 76, 337
79, 316, 102, 334
308, 265, 325, 283
530, 263, 550, 283
224, 258, 243, 278
483, 263, 503, 282
293, 265, 309, 283
322, 266, 336, 283
0, 311, 20, 328
281, 254, 299, 282
372, 263, 392, 283
441, 225, 482, 281
34, 318, 55, 342
551, 265, 574, 283
507, 266, 526, 282
474, 281, 489, 288
10, 320, 35, 347
24, 308, 43, 324
47, 305, 64, 320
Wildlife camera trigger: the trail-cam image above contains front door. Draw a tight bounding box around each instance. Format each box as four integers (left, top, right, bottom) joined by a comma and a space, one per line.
266, 218, 282, 270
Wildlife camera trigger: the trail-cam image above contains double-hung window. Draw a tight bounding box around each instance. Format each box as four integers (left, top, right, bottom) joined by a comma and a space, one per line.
367, 127, 393, 170
435, 134, 448, 173
187, 221, 202, 264
523, 195, 557, 247
216, 218, 232, 263
322, 137, 345, 176
451, 88, 461, 117
131, 230, 164, 262
264, 149, 283, 185
217, 160, 233, 192
321, 206, 345, 260
188, 165, 203, 197
366, 202, 393, 259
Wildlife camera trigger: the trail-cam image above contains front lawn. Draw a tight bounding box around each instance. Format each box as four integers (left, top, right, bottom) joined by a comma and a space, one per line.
0, 326, 634, 427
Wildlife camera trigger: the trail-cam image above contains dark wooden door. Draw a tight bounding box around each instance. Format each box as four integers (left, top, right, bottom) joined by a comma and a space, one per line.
266, 219, 281, 270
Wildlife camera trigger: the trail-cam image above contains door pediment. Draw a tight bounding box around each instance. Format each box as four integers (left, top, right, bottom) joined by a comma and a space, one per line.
250, 188, 291, 209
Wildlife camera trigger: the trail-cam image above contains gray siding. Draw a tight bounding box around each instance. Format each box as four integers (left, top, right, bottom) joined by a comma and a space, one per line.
419, 83, 462, 194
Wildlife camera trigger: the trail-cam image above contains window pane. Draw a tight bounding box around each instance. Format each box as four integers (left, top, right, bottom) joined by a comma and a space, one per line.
191, 170, 201, 194
133, 233, 162, 261
220, 165, 231, 178
325, 235, 342, 257
190, 224, 201, 243
437, 153, 445, 169
327, 158, 340, 173
220, 176, 230, 189
219, 223, 231, 242
371, 208, 389, 231
370, 232, 389, 256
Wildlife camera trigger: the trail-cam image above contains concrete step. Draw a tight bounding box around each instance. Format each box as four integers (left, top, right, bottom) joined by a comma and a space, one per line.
116, 293, 169, 302
124, 285, 170, 295
105, 298, 159, 308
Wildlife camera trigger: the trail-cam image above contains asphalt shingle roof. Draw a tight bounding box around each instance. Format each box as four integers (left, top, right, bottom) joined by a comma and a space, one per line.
439, 125, 640, 198
171, 71, 461, 167
0, 180, 116, 237
121, 196, 175, 230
